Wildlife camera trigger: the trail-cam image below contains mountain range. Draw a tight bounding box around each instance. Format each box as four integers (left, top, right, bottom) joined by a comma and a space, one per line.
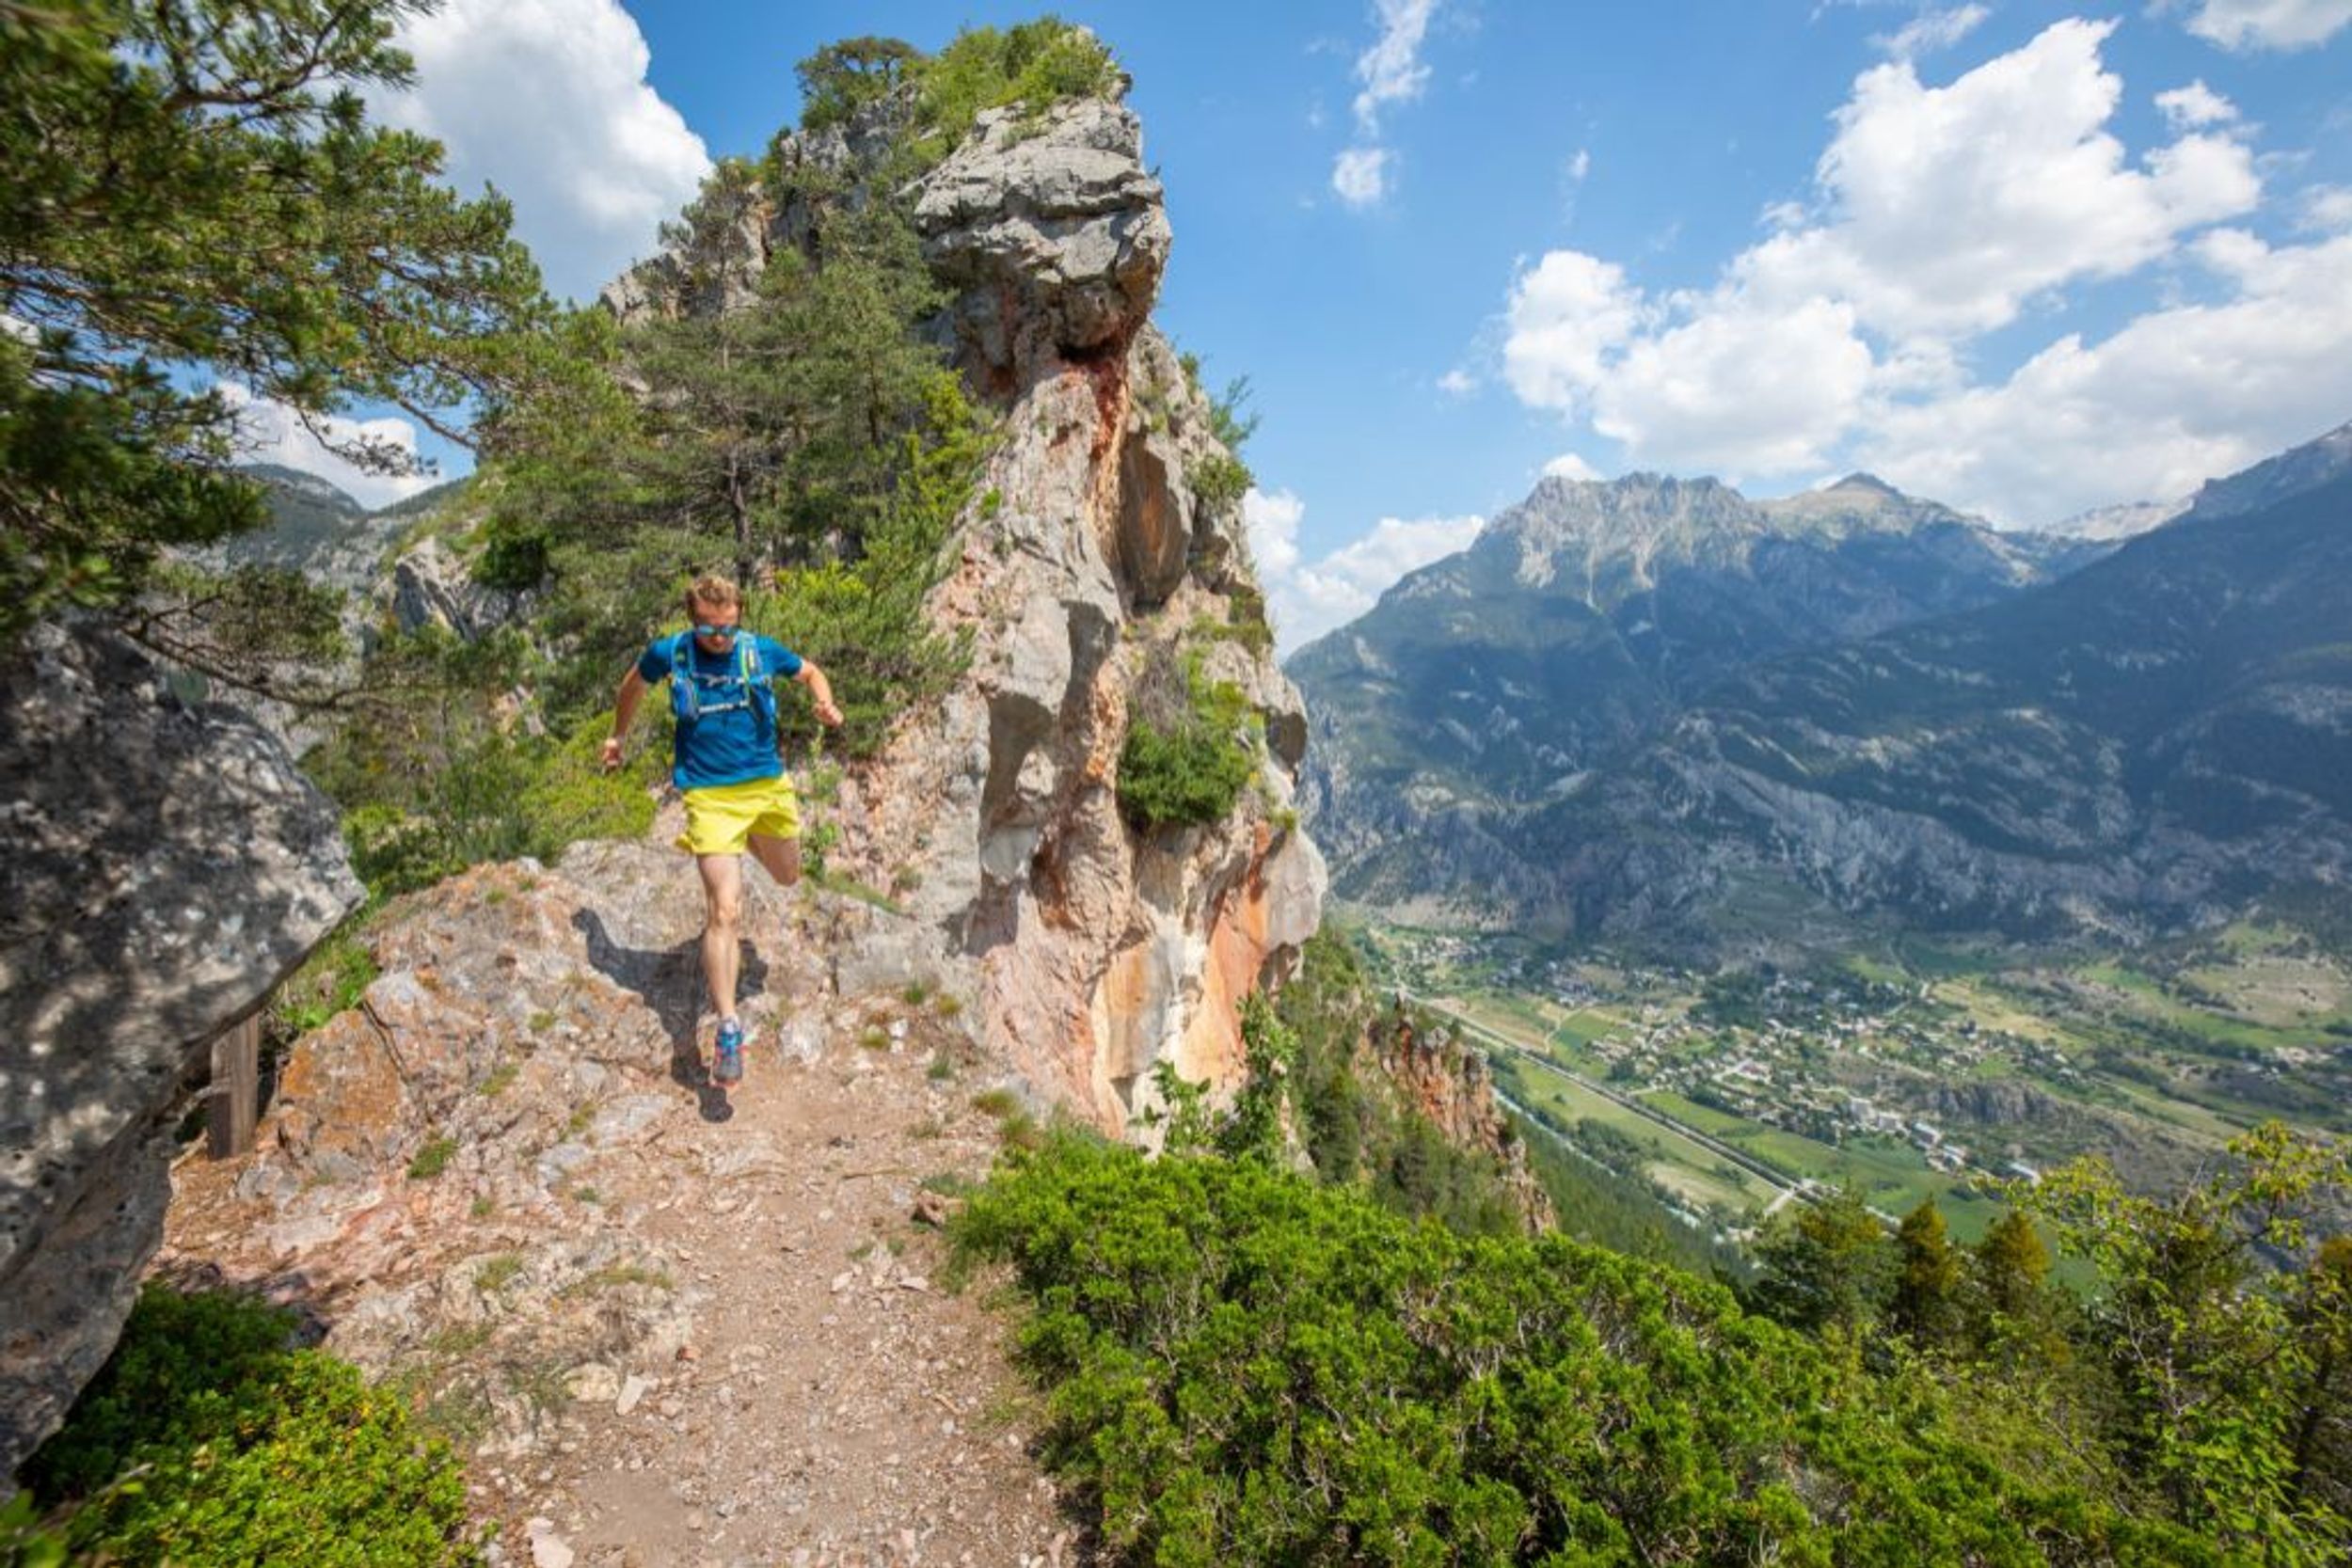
191, 464, 462, 594
1292, 420, 2352, 953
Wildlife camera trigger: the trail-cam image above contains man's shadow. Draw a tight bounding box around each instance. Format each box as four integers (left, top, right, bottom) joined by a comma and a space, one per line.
571, 909, 771, 1124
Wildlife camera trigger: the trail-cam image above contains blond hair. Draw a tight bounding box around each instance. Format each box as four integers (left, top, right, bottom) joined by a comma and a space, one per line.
684, 575, 741, 616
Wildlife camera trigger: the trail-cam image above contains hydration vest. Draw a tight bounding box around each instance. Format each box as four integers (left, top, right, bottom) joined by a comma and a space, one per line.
668, 630, 778, 733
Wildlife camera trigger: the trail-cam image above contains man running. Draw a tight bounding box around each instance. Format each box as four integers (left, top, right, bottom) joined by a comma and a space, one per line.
602, 575, 841, 1087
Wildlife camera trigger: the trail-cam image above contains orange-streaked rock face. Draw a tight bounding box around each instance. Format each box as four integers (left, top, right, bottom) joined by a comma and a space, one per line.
608, 94, 1325, 1141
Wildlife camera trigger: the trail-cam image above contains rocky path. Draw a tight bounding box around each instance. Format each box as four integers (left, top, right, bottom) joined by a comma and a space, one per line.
159, 842, 1088, 1568
499, 1042, 1078, 1568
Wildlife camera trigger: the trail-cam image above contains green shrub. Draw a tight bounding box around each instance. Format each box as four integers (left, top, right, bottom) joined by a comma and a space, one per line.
794, 36, 921, 133
1116, 664, 1257, 832
408, 1135, 458, 1180
470, 515, 550, 592
325, 709, 660, 900
1187, 451, 1250, 518
909, 18, 1120, 161
954, 1133, 2222, 1568
342, 802, 460, 899
1222, 582, 1274, 655
24, 1287, 479, 1566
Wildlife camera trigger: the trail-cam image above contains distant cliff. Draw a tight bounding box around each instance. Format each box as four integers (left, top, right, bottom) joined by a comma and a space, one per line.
1291, 468, 2086, 932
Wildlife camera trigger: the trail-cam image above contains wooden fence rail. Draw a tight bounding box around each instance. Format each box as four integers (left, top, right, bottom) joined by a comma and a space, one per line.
207, 1014, 262, 1160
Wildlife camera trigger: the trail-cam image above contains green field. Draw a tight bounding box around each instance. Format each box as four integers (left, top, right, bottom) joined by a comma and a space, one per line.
1715, 1128, 1998, 1242
1496, 1063, 1778, 1214
1555, 1007, 1623, 1047
1639, 1090, 1752, 1139
1373, 913, 2345, 1258
1445, 992, 1555, 1052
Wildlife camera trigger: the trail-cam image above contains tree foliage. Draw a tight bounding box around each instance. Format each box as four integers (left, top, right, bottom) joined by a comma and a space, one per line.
1748, 1181, 1896, 1335
903, 17, 1120, 163
0, 0, 552, 644
1116, 657, 1259, 832
956, 1130, 2222, 1566
24, 1286, 477, 1564
2021, 1124, 2352, 1556
794, 35, 921, 132
1727, 1121, 2352, 1560
1891, 1197, 1964, 1348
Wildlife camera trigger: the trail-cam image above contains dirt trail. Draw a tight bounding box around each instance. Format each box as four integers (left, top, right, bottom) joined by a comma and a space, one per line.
505, 1046, 1080, 1568
159, 842, 1089, 1568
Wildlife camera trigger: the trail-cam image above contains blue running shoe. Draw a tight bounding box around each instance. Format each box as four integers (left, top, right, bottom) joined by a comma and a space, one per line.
713, 1017, 745, 1086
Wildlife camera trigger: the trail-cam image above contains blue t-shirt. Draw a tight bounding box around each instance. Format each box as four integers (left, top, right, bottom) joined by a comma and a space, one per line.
638, 631, 805, 790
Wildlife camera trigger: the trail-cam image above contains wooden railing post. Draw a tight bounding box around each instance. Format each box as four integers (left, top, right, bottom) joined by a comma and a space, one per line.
207, 1014, 261, 1160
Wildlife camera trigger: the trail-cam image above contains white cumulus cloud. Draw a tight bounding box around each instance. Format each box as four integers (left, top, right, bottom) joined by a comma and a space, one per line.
1332, 146, 1392, 208
1488, 18, 2329, 511
2180, 0, 2352, 51
1352, 0, 1440, 134
1542, 452, 1602, 482
1502, 250, 1645, 412
217, 385, 438, 510
1596, 296, 1876, 476
1859, 230, 2352, 522
2156, 80, 2240, 129
2302, 184, 2352, 232
379, 0, 711, 303
1329, 0, 1445, 214
1245, 487, 1484, 653
1735, 19, 2260, 341
1875, 3, 1990, 60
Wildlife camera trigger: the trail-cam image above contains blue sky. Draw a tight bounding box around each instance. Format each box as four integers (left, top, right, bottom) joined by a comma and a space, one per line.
258, 0, 2352, 651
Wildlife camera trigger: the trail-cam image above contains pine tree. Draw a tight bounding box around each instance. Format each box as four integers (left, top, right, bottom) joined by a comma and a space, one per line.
1, 0, 550, 644
1751, 1184, 1893, 1335
613, 167, 951, 587
1889, 1198, 1962, 1348
1972, 1209, 2052, 1324
2026, 1125, 2352, 1559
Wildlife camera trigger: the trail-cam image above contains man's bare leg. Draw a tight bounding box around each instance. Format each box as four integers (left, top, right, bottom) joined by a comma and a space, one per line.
747, 832, 801, 889
698, 852, 745, 1026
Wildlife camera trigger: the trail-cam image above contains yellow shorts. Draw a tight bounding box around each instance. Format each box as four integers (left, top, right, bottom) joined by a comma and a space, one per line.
675, 775, 801, 857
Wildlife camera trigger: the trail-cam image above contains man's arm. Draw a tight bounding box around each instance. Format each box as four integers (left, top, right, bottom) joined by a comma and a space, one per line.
601, 666, 648, 772
795, 660, 843, 728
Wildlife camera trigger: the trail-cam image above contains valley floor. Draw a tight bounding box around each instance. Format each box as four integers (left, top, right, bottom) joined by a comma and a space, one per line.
1358, 916, 2352, 1252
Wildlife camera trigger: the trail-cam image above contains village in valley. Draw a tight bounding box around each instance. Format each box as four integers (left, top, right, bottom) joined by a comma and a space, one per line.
1350, 919, 2352, 1248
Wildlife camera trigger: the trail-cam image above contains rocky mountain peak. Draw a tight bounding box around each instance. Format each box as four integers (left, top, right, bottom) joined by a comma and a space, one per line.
1755, 471, 1976, 541
1496, 472, 1758, 591
240, 462, 365, 516
2182, 416, 2352, 525
2042, 496, 2189, 542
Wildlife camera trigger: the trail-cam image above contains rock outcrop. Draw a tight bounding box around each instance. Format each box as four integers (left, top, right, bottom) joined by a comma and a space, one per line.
913, 100, 1172, 393
1369, 1006, 1553, 1230
606, 90, 1325, 1135
160, 850, 1080, 1560
0, 622, 362, 1477
389, 534, 534, 641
